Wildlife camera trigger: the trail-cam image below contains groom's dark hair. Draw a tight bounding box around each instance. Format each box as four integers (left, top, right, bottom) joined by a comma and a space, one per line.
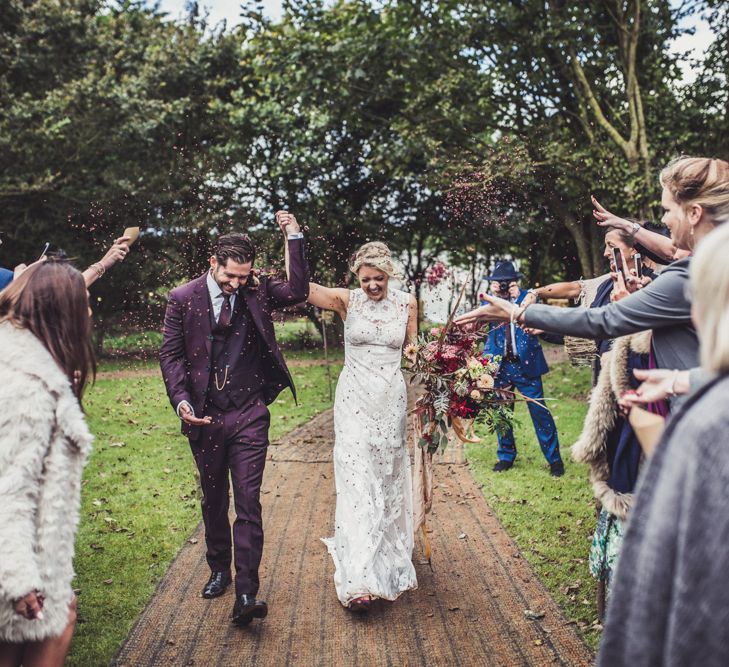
215, 233, 256, 266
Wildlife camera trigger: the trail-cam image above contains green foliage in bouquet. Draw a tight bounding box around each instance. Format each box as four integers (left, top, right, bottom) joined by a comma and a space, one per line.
407, 323, 515, 454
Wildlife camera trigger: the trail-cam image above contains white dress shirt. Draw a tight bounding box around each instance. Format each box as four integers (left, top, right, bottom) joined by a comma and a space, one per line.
206, 269, 237, 322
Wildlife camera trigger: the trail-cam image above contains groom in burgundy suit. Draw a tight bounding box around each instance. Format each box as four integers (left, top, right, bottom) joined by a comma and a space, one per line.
159, 213, 309, 626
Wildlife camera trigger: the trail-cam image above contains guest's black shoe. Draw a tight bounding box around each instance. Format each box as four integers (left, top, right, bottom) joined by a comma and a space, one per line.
232, 594, 268, 627
550, 461, 565, 477
202, 570, 231, 599
492, 460, 513, 473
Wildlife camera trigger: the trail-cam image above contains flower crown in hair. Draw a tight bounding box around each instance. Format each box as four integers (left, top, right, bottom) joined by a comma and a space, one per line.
349, 242, 403, 280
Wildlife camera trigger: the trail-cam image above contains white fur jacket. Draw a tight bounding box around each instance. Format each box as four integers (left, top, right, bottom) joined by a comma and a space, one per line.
571, 331, 651, 520
0, 321, 93, 642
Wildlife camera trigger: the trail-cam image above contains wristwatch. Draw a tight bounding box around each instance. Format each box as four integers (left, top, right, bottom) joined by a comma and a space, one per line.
628, 221, 641, 238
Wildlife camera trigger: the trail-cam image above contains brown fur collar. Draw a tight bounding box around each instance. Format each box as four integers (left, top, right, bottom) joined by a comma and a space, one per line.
570, 330, 651, 519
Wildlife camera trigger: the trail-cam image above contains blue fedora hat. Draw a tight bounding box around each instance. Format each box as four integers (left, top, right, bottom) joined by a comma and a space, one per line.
485, 260, 521, 282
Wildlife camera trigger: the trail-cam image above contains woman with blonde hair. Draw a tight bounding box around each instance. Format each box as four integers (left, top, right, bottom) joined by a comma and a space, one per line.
456, 156, 729, 409
0, 261, 95, 667
307, 241, 419, 612
597, 220, 729, 666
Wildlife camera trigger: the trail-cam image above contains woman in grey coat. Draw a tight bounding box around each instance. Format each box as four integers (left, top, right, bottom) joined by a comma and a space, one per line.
0, 261, 95, 667
456, 156, 729, 399
596, 219, 729, 666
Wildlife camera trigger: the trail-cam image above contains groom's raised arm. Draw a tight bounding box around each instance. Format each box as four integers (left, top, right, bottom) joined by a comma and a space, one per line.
266, 213, 310, 307
159, 291, 193, 411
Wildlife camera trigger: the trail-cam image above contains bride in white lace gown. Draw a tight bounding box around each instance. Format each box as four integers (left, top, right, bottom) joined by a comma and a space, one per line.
306, 242, 419, 612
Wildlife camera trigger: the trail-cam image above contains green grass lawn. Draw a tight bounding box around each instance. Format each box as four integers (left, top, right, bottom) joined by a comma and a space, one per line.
466, 359, 600, 649
68, 353, 342, 667
102, 319, 327, 358
68, 343, 598, 664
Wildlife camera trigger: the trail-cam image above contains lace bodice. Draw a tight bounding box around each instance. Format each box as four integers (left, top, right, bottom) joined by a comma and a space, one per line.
344, 288, 410, 351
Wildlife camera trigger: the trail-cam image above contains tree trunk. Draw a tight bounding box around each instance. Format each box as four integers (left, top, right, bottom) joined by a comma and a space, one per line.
590, 225, 605, 277
561, 212, 596, 278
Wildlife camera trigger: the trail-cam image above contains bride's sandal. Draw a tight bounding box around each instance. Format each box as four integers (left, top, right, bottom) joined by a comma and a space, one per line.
348, 596, 372, 613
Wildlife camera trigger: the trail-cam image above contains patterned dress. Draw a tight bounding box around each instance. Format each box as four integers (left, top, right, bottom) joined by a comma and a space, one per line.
322, 288, 417, 606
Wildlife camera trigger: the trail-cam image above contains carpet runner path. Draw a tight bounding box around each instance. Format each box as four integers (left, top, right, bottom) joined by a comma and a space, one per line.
111, 404, 593, 667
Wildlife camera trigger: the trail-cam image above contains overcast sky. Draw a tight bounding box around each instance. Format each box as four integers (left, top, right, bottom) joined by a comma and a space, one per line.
155, 0, 282, 24
154, 0, 715, 83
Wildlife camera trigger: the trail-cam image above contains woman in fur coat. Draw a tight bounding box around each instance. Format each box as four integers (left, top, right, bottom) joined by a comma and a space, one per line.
0, 261, 95, 667
571, 331, 653, 606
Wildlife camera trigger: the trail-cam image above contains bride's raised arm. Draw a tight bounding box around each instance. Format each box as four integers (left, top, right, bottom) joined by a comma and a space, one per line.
276, 212, 350, 320
308, 283, 350, 320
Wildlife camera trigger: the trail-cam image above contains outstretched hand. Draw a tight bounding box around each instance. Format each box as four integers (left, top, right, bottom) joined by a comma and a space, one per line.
179, 402, 212, 426
13, 255, 48, 279
592, 195, 633, 232
619, 368, 689, 410
275, 211, 301, 235
610, 264, 632, 302
99, 236, 131, 270
610, 248, 646, 302
14, 590, 44, 620
454, 293, 513, 326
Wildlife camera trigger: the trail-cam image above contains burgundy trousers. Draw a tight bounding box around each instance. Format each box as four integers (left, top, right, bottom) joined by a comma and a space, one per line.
189, 396, 270, 596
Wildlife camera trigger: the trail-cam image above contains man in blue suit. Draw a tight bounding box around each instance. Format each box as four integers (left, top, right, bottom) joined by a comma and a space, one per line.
482, 261, 564, 477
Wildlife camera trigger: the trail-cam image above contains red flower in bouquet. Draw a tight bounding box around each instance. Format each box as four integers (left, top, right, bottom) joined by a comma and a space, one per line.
409, 321, 505, 453
450, 396, 476, 419
406, 282, 518, 454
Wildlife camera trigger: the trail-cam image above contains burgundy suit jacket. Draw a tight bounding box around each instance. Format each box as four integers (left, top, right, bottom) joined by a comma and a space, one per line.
159, 237, 309, 438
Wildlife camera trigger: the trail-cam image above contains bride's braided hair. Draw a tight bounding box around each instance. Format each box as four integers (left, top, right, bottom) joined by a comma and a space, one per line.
349, 241, 403, 280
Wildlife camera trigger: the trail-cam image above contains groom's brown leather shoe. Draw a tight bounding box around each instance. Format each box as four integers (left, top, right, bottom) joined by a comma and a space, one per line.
202, 571, 231, 599
232, 594, 268, 626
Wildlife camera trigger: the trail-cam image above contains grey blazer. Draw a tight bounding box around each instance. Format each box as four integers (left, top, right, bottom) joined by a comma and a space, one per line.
524, 258, 698, 373
597, 374, 729, 667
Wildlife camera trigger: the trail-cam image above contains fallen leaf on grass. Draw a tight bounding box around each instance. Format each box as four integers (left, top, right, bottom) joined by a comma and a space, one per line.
560, 581, 582, 595
103, 579, 113, 585
109, 442, 126, 448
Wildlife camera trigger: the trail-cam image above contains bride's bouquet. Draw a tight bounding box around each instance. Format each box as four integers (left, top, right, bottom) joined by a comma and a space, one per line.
406, 322, 513, 454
